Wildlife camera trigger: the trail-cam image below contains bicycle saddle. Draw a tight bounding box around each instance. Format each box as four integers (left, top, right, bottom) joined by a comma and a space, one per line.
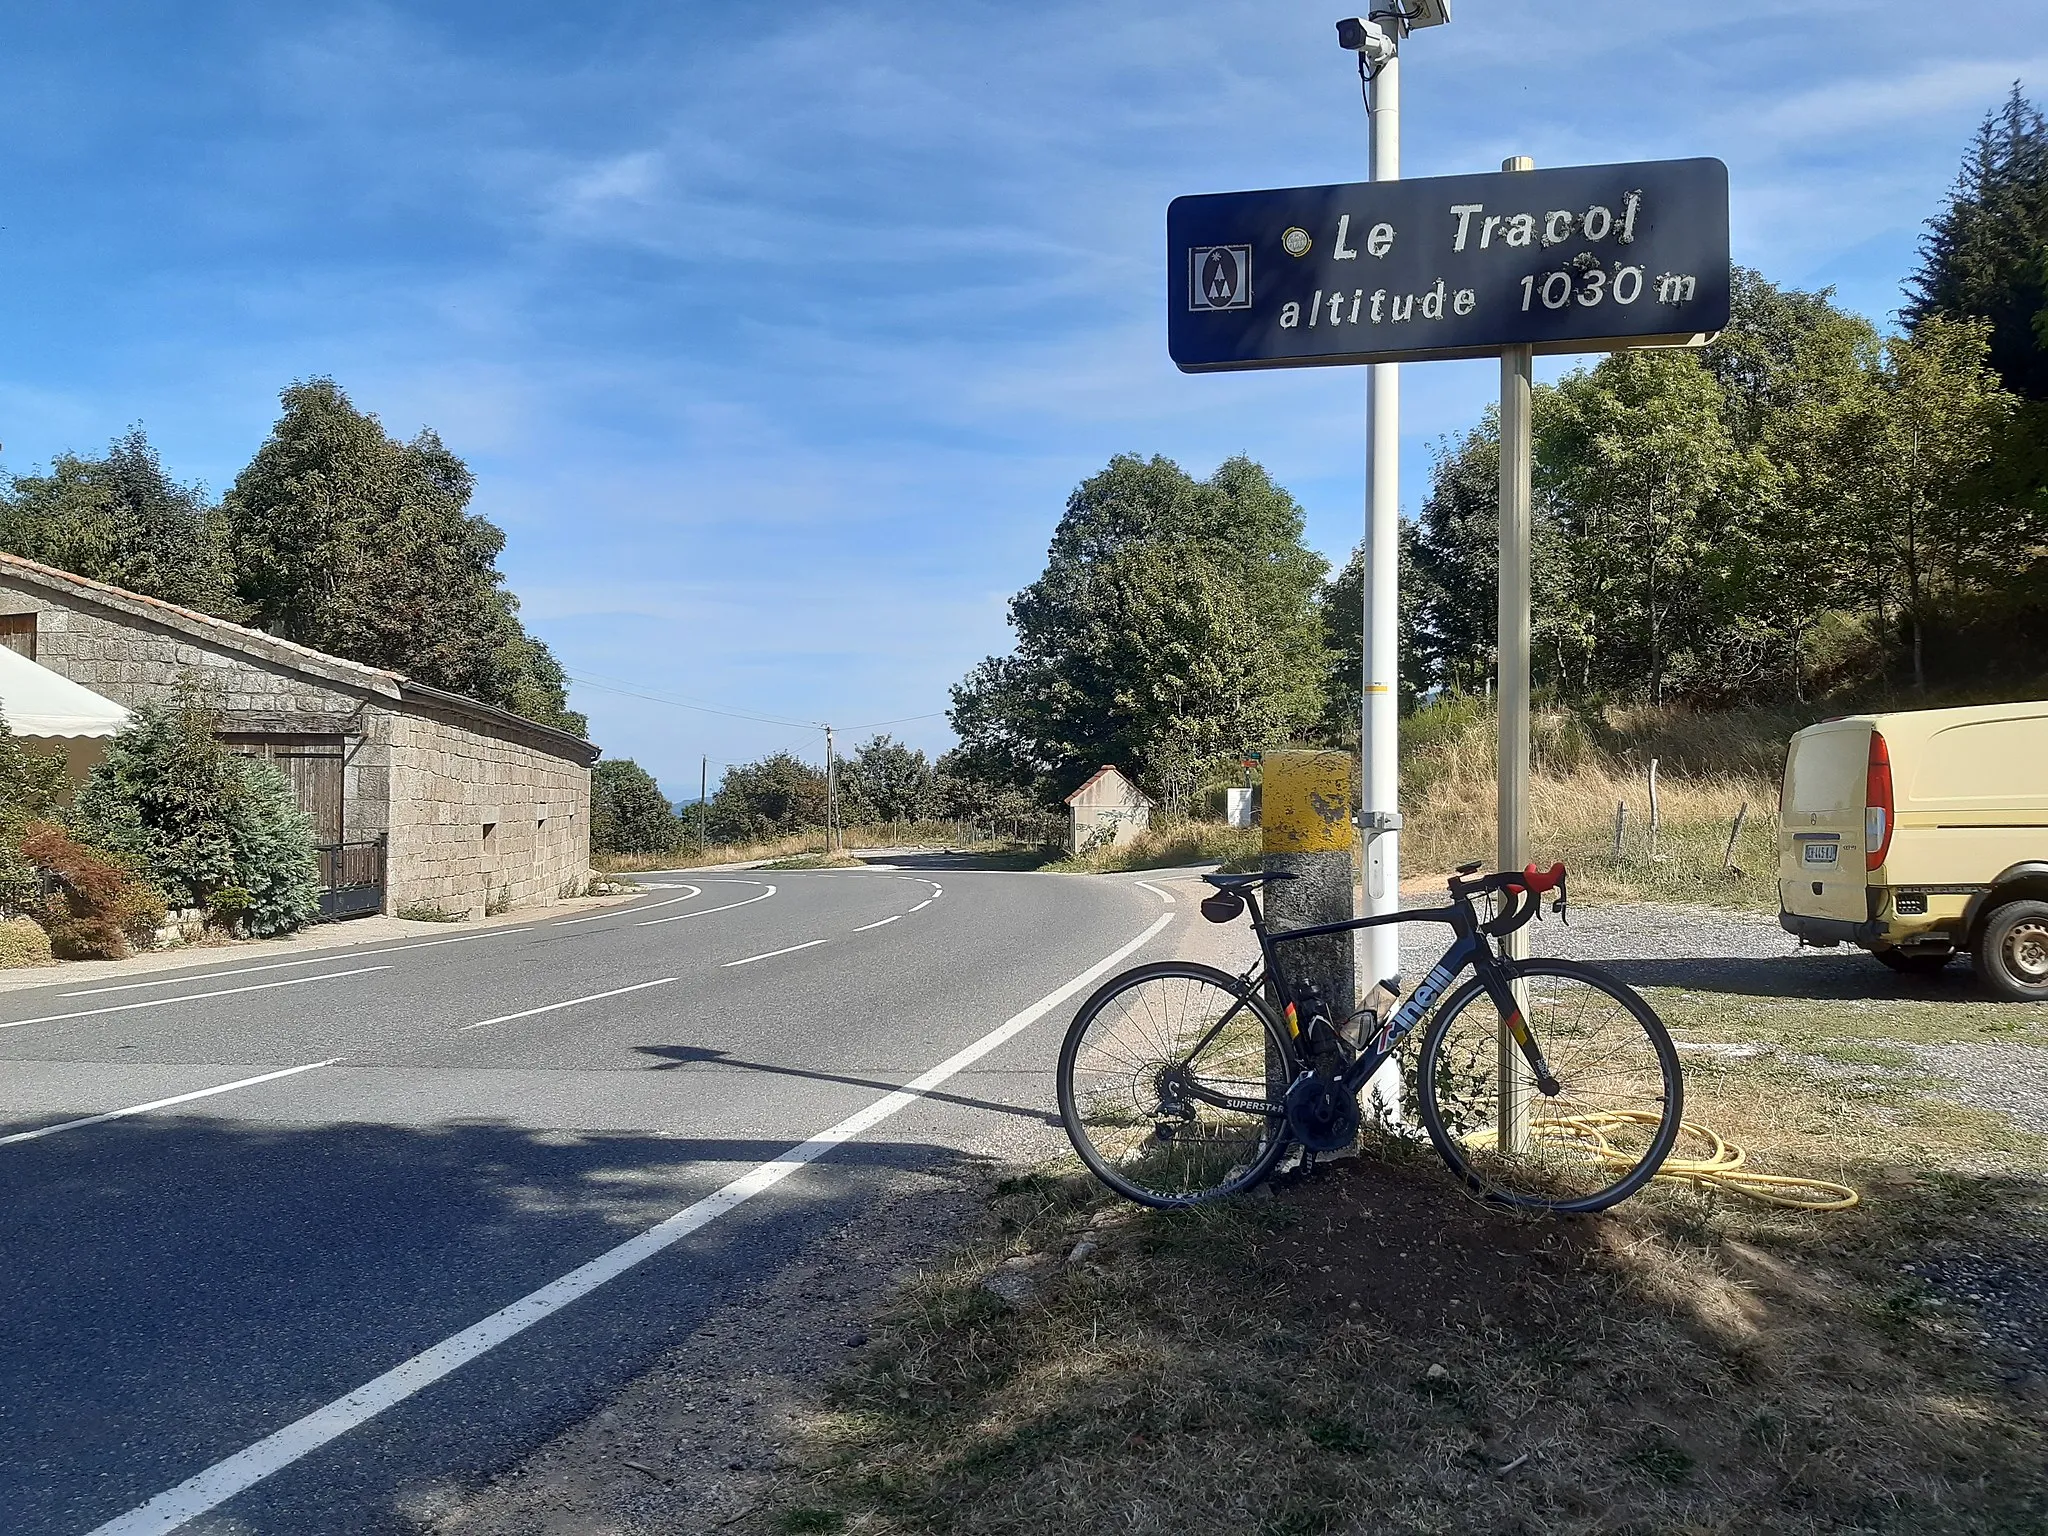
1200, 870, 1298, 890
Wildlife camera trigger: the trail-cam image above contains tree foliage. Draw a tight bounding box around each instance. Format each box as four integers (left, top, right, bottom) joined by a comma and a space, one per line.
949, 455, 1326, 810
221, 379, 587, 736
837, 735, 934, 823
0, 428, 238, 613
1374, 270, 2035, 708
705, 752, 828, 843
72, 687, 321, 935
592, 758, 682, 855
1907, 84, 2048, 400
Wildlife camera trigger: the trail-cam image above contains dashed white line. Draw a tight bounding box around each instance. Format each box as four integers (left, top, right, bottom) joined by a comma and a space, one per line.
84, 911, 1176, 1536
548, 886, 703, 927
638, 884, 776, 927
455, 977, 679, 1032
908, 899, 932, 912
0, 967, 394, 1033
852, 915, 900, 932
0, 1060, 342, 1148
1133, 880, 1176, 904
722, 938, 830, 967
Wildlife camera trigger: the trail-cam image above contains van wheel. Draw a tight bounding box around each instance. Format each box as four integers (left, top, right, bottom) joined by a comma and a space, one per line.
1874, 946, 1952, 975
1972, 901, 2048, 1003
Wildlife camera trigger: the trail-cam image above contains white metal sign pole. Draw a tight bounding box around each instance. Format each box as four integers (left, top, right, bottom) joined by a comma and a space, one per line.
1496, 153, 1535, 1154
1360, 21, 1401, 1012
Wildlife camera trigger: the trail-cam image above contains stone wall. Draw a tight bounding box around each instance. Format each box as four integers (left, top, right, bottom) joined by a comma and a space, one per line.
0, 578, 393, 846
386, 702, 592, 917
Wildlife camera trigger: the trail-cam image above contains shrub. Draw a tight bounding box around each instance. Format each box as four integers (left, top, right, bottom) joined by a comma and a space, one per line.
21, 821, 166, 958
71, 687, 321, 937
223, 758, 321, 936
0, 915, 54, 968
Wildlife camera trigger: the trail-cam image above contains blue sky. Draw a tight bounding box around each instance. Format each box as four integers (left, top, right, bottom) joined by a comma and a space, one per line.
3, 1, 2044, 800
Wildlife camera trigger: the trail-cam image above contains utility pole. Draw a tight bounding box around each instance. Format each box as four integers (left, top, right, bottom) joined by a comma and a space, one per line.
823, 725, 837, 853
1358, 9, 1403, 1007
699, 756, 708, 852
1496, 154, 1536, 1155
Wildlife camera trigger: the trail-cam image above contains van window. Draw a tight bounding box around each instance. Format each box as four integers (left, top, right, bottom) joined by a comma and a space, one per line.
1785, 727, 1866, 814
1913, 716, 2048, 807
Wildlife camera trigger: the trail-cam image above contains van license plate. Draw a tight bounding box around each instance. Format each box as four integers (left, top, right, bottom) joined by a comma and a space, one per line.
1803, 843, 1838, 865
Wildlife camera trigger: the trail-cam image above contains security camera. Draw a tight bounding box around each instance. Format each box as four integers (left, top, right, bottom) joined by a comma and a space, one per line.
1335, 17, 1395, 62
1404, 0, 1452, 26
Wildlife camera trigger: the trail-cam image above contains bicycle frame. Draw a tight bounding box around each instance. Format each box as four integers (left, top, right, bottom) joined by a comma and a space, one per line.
1173, 884, 1559, 1120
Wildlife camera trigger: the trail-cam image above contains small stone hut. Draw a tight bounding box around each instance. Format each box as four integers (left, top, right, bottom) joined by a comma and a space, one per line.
0, 553, 597, 919
1063, 765, 1153, 855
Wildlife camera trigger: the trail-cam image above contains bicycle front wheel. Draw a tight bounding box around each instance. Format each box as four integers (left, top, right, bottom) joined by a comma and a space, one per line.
1057, 961, 1295, 1208
1418, 959, 1682, 1213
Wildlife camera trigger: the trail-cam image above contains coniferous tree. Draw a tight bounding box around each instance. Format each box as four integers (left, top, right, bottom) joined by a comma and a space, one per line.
1906, 85, 2048, 399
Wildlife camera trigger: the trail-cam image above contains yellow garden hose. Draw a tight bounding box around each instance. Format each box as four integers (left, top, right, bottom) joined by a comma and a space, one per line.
1469, 1110, 1863, 1211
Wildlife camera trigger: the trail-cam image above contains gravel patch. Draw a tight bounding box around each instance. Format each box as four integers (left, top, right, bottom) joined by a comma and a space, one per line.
1910, 1040, 2048, 1139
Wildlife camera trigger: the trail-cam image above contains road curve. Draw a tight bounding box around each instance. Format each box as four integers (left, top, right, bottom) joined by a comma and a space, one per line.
0, 864, 1171, 1535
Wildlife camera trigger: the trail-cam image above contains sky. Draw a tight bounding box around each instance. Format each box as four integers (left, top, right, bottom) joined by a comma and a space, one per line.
3, 1, 2045, 800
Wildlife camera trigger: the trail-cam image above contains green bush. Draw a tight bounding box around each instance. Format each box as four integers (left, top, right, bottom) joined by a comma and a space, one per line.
224, 758, 321, 935
0, 914, 54, 968
71, 686, 321, 937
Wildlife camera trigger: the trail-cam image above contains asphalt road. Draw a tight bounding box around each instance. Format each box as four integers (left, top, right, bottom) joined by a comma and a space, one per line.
0, 863, 1173, 1535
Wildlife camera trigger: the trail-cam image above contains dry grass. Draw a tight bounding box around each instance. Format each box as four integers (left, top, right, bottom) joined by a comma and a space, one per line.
594, 822, 1059, 874
1046, 820, 1263, 875
1400, 698, 1784, 908
748, 1003, 2048, 1536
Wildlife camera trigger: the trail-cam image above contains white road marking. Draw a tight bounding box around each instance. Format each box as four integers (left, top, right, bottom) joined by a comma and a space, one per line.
637, 884, 776, 927
548, 887, 703, 927
54, 931, 525, 998
65, 955, 392, 997
908, 899, 932, 912
852, 915, 900, 932
455, 977, 679, 1033
722, 938, 830, 967
0, 1060, 342, 1148
0, 968, 394, 1033
86, 910, 1176, 1536
1133, 881, 1176, 904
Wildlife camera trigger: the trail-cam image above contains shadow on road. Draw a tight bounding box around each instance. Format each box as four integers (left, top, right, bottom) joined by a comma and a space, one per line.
852, 849, 1052, 872
1599, 951, 1986, 1001
633, 1043, 1062, 1127
4, 1113, 991, 1536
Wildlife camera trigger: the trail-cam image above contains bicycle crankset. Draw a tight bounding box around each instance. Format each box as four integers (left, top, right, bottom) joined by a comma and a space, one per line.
1283, 1072, 1360, 1152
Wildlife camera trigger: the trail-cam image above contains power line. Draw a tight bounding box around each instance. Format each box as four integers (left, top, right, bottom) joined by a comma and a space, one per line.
564, 673, 822, 731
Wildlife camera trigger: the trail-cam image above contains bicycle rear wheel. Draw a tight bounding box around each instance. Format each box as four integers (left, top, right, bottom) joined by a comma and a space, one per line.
1418, 958, 1682, 1213
1058, 961, 1294, 1208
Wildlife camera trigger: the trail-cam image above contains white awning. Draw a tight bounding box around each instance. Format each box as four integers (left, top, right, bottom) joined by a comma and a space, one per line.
0, 644, 131, 739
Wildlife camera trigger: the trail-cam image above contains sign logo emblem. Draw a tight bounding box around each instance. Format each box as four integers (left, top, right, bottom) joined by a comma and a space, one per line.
1281, 226, 1312, 257
1189, 245, 1251, 311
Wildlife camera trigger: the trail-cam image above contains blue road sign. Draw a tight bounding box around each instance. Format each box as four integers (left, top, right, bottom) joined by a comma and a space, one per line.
1167, 158, 1730, 371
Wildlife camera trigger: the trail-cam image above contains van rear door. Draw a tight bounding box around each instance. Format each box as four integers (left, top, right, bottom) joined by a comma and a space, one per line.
1780, 721, 1869, 923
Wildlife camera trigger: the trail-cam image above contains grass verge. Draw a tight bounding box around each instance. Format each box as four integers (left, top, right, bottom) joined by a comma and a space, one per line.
749, 989, 2048, 1536
1045, 821, 1261, 875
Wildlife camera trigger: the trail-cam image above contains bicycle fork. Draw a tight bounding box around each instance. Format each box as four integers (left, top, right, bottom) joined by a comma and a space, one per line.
1477, 957, 1563, 1097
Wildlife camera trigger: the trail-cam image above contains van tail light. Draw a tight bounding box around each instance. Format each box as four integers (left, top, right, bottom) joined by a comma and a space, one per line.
1865, 731, 1893, 870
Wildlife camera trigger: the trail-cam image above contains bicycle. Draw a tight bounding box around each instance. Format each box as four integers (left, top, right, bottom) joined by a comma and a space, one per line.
1056, 862, 1683, 1213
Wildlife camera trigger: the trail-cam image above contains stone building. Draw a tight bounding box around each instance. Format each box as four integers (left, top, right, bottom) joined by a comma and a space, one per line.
0, 552, 597, 918
1063, 765, 1153, 855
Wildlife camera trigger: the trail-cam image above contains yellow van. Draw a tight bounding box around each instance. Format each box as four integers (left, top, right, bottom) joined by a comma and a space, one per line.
1777, 700, 2048, 1001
